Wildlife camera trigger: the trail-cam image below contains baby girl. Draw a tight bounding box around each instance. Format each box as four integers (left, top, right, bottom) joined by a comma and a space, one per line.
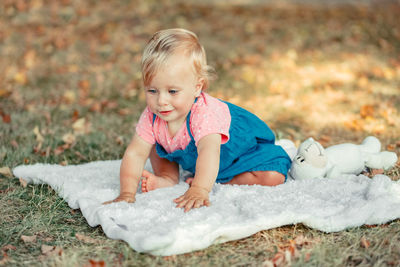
104, 28, 291, 212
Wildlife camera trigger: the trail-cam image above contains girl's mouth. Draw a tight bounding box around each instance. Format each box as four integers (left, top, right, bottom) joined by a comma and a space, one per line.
159, 110, 172, 116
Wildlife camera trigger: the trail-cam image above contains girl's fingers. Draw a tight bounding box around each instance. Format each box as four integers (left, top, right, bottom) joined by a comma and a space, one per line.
193, 200, 203, 209
174, 193, 210, 211
173, 194, 185, 203
176, 198, 189, 208
184, 199, 196, 212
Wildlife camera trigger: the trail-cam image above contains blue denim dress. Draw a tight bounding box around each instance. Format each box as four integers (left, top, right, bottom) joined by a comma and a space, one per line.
154, 101, 291, 183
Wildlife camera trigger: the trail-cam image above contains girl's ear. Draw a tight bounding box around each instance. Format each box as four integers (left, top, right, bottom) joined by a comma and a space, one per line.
195, 77, 205, 97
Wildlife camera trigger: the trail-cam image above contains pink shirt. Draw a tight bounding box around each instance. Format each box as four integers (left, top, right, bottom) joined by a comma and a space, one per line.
136, 92, 231, 153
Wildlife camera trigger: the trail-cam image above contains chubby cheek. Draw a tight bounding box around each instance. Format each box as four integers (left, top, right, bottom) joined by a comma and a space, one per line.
174, 97, 194, 111
145, 96, 157, 112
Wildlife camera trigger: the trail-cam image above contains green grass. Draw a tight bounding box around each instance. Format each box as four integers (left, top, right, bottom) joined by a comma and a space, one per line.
1, 0, 400, 266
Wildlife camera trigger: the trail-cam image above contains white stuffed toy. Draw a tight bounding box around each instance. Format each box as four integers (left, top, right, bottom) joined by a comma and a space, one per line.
288, 136, 398, 180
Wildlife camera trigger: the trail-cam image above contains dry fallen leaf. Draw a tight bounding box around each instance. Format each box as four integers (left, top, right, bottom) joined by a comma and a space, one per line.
74, 151, 87, 160
72, 118, 90, 135
21, 235, 37, 243
370, 169, 384, 175
43, 111, 51, 124
19, 178, 28, 188
318, 135, 331, 147
24, 50, 36, 69
78, 80, 90, 91
83, 259, 106, 267
387, 144, 396, 151
40, 146, 51, 157
62, 133, 76, 145
78, 80, 90, 100
380, 108, 396, 126
360, 105, 375, 119
304, 252, 311, 262
41, 245, 63, 256
33, 126, 44, 149
364, 223, 388, 228
41, 245, 53, 255
1, 245, 16, 252
357, 76, 369, 88
118, 108, 131, 116
344, 119, 364, 132
72, 109, 80, 121
288, 240, 299, 257
0, 167, 12, 178
103, 100, 118, 109
293, 234, 319, 247
115, 136, 124, 145
0, 187, 15, 194
271, 252, 285, 267
75, 233, 101, 244
89, 102, 102, 112
54, 143, 72, 156
14, 71, 27, 85
0, 252, 9, 266
10, 140, 19, 148
66, 218, 76, 223
63, 90, 76, 104
1, 114, 11, 123
360, 236, 371, 249
0, 89, 12, 98
163, 255, 177, 261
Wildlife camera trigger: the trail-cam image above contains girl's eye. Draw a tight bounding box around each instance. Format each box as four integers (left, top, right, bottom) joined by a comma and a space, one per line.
147, 89, 157, 94
169, 89, 178, 94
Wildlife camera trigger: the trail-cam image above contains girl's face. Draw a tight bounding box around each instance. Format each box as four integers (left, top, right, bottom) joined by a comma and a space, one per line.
145, 52, 203, 129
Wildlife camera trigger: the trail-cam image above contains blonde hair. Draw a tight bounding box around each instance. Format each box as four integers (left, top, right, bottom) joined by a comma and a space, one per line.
141, 28, 216, 90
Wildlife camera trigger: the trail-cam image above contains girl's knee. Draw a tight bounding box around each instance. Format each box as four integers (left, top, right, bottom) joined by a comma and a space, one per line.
255, 171, 285, 186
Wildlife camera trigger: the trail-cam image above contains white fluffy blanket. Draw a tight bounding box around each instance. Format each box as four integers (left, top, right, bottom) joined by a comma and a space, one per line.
13, 160, 400, 256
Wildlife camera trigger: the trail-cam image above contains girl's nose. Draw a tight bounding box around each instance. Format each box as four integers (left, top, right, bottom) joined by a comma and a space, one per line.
158, 92, 168, 106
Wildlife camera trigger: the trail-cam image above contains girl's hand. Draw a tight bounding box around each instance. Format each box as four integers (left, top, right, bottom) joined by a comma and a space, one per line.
174, 185, 210, 212
102, 192, 136, 205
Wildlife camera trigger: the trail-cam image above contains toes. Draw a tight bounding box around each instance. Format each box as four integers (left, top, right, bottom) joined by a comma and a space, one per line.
141, 170, 153, 193
141, 177, 148, 193
185, 177, 194, 185
142, 169, 152, 178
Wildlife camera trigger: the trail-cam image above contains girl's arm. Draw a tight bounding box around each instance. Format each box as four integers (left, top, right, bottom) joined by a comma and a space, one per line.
174, 133, 221, 212
103, 133, 153, 204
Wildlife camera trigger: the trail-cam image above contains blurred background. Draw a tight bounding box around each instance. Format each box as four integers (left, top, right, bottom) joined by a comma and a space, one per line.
1, 0, 399, 165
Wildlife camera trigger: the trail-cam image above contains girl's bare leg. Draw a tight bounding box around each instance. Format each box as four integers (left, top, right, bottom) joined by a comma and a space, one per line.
185, 171, 285, 187
141, 146, 180, 192
225, 170, 285, 186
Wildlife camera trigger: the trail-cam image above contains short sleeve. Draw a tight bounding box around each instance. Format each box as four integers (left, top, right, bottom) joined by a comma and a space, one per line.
135, 107, 156, 144
190, 95, 231, 146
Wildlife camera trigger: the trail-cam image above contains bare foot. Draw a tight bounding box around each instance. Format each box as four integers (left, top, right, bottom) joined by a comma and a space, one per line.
185, 177, 194, 185
141, 170, 178, 192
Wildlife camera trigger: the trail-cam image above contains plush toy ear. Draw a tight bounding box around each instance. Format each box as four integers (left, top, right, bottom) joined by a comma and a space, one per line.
289, 158, 327, 180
